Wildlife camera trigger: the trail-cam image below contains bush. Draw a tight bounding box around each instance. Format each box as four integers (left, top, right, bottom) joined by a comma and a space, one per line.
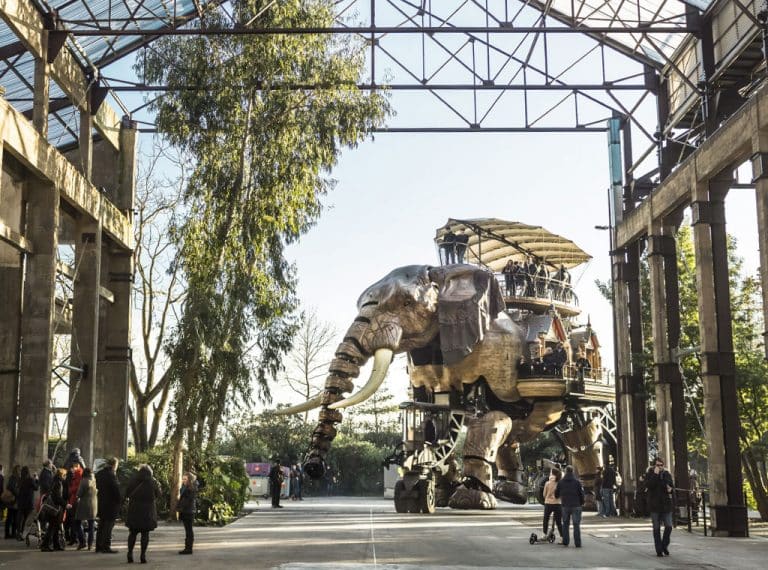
120, 445, 249, 525
326, 434, 386, 496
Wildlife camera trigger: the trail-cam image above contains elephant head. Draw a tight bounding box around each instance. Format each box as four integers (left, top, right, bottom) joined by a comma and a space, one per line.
279, 264, 506, 479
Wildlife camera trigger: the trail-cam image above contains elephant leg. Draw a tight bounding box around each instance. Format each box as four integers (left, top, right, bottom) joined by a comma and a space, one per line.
494, 442, 526, 504
559, 418, 603, 510
494, 401, 565, 504
448, 411, 512, 510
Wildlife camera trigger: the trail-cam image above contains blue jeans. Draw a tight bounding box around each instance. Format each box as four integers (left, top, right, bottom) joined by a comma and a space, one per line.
651, 511, 673, 554
601, 488, 617, 516
561, 506, 582, 547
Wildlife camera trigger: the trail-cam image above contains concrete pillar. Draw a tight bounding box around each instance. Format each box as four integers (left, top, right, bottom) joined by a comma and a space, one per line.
93, 249, 132, 460
66, 218, 102, 466
15, 180, 59, 467
32, 29, 49, 137
691, 174, 747, 536
613, 241, 648, 514
0, 144, 23, 469
752, 128, 768, 358
647, 222, 689, 496
117, 118, 138, 212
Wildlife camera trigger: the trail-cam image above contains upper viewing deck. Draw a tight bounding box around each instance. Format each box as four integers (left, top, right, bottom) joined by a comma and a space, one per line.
434, 218, 591, 318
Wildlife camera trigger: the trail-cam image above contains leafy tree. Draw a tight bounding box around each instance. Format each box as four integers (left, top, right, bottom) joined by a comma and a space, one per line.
137, 0, 389, 507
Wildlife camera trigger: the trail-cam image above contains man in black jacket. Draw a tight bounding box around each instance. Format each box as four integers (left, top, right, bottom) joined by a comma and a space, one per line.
95, 458, 121, 554
269, 459, 285, 508
555, 465, 585, 548
645, 456, 674, 557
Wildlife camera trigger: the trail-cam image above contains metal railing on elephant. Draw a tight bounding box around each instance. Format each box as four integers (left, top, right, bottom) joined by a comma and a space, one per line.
494, 272, 579, 306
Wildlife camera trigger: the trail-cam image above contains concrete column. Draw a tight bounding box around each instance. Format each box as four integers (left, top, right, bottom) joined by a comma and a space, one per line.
691, 175, 747, 536
647, 223, 689, 496
32, 29, 49, 137
94, 250, 132, 460
613, 242, 647, 514
752, 126, 768, 358
15, 180, 59, 467
66, 218, 102, 466
117, 117, 138, 212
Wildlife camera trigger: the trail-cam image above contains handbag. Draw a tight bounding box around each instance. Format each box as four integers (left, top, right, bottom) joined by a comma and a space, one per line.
0, 488, 14, 505
39, 501, 61, 520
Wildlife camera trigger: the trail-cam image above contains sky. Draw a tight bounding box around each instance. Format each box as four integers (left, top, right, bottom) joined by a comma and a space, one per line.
100, 3, 764, 414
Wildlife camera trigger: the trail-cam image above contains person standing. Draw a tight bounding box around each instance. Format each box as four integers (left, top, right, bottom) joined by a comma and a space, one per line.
124, 464, 161, 564
593, 467, 604, 517
601, 462, 619, 516
0, 465, 5, 524
455, 230, 469, 264
542, 469, 563, 542
15, 466, 38, 540
502, 260, 515, 296
645, 456, 674, 557
38, 460, 55, 495
95, 457, 121, 553
3, 465, 20, 539
74, 467, 97, 550
555, 465, 585, 548
269, 459, 284, 508
442, 228, 457, 264
177, 472, 198, 555
40, 469, 68, 552
65, 461, 83, 545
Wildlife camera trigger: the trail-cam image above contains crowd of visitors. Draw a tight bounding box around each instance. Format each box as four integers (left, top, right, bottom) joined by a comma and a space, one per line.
502, 258, 573, 302
0, 449, 200, 562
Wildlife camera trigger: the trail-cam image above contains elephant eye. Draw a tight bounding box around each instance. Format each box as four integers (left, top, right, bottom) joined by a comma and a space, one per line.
403, 300, 412, 307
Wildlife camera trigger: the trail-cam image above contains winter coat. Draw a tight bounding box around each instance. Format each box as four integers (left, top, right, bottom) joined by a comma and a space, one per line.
66, 465, 83, 507
644, 468, 674, 514
543, 477, 561, 505
75, 475, 98, 521
95, 467, 121, 520
63, 449, 86, 470
38, 467, 54, 494
177, 482, 198, 516
269, 465, 284, 489
124, 469, 161, 531
17, 476, 38, 511
602, 466, 618, 489
4, 474, 19, 508
555, 472, 585, 508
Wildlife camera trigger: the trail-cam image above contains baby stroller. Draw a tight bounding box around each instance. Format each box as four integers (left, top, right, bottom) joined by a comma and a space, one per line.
21, 494, 44, 548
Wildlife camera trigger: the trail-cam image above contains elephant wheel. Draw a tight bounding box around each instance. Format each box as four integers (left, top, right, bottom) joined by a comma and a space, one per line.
394, 481, 408, 514
418, 480, 436, 514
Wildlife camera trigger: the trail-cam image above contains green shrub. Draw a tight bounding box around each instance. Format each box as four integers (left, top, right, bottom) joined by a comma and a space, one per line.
120, 445, 248, 525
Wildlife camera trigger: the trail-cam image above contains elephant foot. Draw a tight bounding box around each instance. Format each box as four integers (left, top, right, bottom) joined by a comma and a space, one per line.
448, 485, 497, 510
493, 479, 527, 504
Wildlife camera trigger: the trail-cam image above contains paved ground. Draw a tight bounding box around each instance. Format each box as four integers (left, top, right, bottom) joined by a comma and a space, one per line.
1, 498, 767, 569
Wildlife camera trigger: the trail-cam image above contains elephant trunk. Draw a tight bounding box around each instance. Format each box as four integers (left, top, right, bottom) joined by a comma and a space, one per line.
303, 319, 401, 480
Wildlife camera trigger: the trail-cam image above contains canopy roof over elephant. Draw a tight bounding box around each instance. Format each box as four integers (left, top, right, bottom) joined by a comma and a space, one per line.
435, 218, 592, 271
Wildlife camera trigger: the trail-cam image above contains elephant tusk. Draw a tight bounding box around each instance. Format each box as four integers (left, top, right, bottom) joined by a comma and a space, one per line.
329, 348, 393, 409
275, 394, 324, 415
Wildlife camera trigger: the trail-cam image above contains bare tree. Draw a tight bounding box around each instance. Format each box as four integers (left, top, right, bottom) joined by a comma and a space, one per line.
281, 309, 337, 422
128, 141, 188, 452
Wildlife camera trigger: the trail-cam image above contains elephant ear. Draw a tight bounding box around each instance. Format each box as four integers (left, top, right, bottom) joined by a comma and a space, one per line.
428, 265, 506, 366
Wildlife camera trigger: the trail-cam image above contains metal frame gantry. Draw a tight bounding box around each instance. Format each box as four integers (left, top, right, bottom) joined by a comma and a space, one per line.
0, 1, 137, 470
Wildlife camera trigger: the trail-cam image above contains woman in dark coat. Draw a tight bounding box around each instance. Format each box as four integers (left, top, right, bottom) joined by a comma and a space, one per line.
176, 472, 198, 555
124, 464, 161, 564
3, 465, 20, 539
15, 466, 38, 540
41, 469, 68, 552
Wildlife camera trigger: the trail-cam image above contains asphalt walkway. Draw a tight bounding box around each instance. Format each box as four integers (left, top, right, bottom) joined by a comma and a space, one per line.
1, 498, 766, 569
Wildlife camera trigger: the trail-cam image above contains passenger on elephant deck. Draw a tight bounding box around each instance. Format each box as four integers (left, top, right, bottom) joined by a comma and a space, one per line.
542, 348, 557, 375
517, 356, 531, 378
441, 228, 457, 264
455, 231, 469, 263
502, 260, 515, 295
551, 343, 568, 376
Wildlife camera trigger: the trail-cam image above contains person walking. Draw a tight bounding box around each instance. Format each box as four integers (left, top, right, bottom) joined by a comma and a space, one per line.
593, 467, 604, 517
74, 467, 97, 550
177, 472, 198, 555
269, 458, 284, 508
542, 469, 563, 542
3, 465, 20, 539
555, 465, 585, 548
124, 464, 161, 564
601, 462, 619, 517
95, 457, 121, 553
40, 469, 68, 552
645, 456, 674, 557
15, 466, 38, 540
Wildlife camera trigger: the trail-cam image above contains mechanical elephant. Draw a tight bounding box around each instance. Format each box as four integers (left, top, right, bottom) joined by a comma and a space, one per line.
280, 264, 598, 509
